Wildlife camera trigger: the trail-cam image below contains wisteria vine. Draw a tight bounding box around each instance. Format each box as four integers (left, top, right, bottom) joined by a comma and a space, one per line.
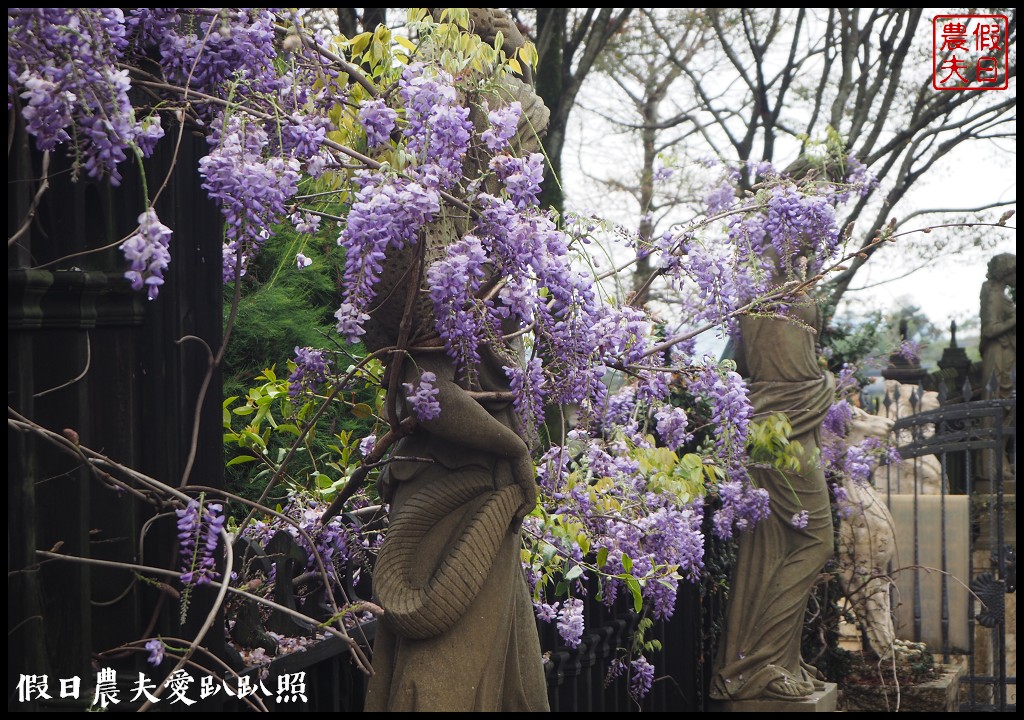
9, 7, 881, 703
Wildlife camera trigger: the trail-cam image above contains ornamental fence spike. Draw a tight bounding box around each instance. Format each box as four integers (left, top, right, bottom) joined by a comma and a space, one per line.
910, 383, 922, 414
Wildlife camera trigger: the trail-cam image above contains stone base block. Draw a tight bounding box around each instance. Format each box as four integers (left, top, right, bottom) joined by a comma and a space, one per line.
840, 664, 963, 712
709, 683, 837, 712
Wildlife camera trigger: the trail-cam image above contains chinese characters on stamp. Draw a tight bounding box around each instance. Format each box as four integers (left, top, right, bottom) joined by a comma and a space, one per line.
933, 14, 1009, 90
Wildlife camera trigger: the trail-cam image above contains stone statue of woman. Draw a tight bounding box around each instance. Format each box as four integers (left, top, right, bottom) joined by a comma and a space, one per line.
710, 255, 835, 702
362, 10, 550, 712
980, 253, 1016, 400
979, 252, 1016, 481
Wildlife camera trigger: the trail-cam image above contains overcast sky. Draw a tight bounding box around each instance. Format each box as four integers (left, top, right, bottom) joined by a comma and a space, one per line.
559, 12, 1016, 341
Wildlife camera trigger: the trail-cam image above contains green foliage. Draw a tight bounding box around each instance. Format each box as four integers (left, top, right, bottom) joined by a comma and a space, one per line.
823, 298, 947, 379
746, 412, 807, 474
222, 227, 346, 400
223, 361, 385, 511
820, 309, 886, 381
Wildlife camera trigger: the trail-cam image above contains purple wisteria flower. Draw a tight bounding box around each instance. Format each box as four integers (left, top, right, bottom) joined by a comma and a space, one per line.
654, 406, 692, 450
639, 501, 705, 589
823, 400, 854, 438
145, 639, 165, 666
199, 113, 300, 282
693, 362, 754, 473
9, 8, 157, 184
335, 172, 440, 341
653, 165, 674, 183
125, 8, 181, 48
713, 480, 771, 539
426, 234, 489, 371
791, 510, 809, 529
238, 498, 369, 579
592, 305, 651, 366
606, 657, 627, 682
682, 239, 746, 323
399, 63, 472, 189
762, 185, 839, 276
480, 101, 521, 151
830, 481, 855, 519
828, 154, 878, 203
556, 597, 585, 648
505, 358, 546, 437
295, 253, 312, 269
844, 438, 883, 486
630, 655, 655, 701
490, 153, 545, 209
534, 601, 559, 623
358, 434, 376, 458
704, 174, 737, 215
334, 303, 371, 344
155, 9, 283, 98
288, 346, 329, 398
120, 208, 173, 300
403, 371, 441, 422
358, 97, 398, 148
135, 115, 165, 157
601, 387, 637, 429
897, 338, 921, 364
746, 159, 778, 181
176, 499, 225, 586
16, 71, 75, 149
280, 114, 329, 158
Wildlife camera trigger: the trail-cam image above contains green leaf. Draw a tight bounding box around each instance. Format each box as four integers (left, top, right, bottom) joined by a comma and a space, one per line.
241, 430, 266, 450
226, 455, 258, 467
253, 404, 270, 426
349, 32, 372, 57
232, 405, 255, 416
596, 547, 609, 569
625, 576, 643, 613
223, 396, 238, 426
352, 403, 374, 419
564, 565, 583, 582
621, 553, 633, 574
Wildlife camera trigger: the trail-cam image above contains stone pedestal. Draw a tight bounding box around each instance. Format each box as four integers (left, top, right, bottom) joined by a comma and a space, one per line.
840, 664, 963, 712
709, 683, 837, 712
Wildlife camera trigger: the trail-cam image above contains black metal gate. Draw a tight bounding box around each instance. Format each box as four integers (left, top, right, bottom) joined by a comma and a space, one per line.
876, 378, 1016, 711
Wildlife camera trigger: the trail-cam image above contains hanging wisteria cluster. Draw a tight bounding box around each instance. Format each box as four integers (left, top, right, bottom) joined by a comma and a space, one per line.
176, 496, 226, 622
9, 7, 877, 701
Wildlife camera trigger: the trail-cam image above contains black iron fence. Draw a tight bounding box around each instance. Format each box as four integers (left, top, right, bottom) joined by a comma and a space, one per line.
876, 376, 1016, 712
221, 514, 729, 712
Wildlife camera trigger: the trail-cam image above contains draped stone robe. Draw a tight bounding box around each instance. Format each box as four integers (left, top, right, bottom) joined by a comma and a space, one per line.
711, 301, 835, 701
